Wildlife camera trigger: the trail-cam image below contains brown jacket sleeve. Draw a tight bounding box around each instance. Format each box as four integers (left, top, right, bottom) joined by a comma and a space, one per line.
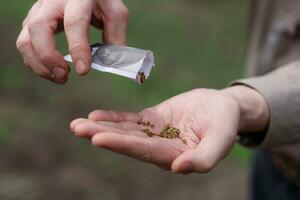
231, 60, 300, 148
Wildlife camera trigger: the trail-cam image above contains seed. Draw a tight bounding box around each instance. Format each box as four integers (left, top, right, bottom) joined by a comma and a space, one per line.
138, 119, 155, 128
141, 128, 156, 137
138, 72, 146, 84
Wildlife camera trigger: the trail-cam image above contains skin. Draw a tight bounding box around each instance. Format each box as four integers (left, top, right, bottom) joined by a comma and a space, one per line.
16, 0, 128, 84
70, 85, 270, 174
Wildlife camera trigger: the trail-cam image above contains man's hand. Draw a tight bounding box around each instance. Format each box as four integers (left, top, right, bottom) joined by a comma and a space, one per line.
16, 0, 128, 83
70, 86, 269, 173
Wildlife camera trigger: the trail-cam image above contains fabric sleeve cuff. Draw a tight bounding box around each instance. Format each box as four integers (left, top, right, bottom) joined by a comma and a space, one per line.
229, 61, 300, 148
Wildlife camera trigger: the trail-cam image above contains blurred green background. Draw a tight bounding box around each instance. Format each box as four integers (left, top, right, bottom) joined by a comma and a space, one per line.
0, 0, 251, 199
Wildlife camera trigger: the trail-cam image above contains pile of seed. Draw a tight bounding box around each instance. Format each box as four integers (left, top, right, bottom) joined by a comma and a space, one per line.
138, 120, 186, 144
138, 72, 146, 83
161, 124, 181, 138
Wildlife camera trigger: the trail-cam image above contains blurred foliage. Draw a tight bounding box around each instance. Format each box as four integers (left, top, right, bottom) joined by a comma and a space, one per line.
0, 0, 250, 163
0, 0, 246, 159
0, 122, 12, 145
0, 0, 251, 195
0, 66, 25, 91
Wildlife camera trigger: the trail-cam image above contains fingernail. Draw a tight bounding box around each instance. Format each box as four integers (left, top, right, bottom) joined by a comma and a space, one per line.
76, 60, 87, 75
52, 67, 66, 79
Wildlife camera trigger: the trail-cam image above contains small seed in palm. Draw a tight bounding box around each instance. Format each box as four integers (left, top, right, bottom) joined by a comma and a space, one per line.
141, 128, 156, 137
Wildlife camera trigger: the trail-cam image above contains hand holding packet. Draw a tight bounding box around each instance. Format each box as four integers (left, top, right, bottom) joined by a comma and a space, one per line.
64, 43, 155, 84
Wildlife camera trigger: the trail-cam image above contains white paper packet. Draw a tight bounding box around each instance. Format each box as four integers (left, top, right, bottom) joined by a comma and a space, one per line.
64, 43, 155, 84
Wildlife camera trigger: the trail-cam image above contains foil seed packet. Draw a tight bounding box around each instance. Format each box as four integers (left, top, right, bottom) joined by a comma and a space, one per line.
64, 43, 155, 84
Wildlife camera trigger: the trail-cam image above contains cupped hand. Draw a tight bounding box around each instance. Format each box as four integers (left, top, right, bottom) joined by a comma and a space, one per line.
70, 89, 241, 173
16, 0, 128, 83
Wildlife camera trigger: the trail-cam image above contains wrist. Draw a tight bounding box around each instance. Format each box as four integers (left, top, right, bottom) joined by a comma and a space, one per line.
221, 85, 270, 133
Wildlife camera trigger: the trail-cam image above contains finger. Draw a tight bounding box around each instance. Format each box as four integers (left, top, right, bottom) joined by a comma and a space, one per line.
93, 121, 140, 130
92, 132, 152, 162
74, 122, 123, 139
72, 120, 144, 139
99, 0, 128, 45
70, 118, 92, 132
16, 27, 66, 83
91, 132, 187, 167
88, 110, 140, 122
17, 1, 62, 82
96, 121, 142, 131
64, 0, 94, 75
70, 118, 131, 133
22, 1, 41, 27
171, 131, 235, 174
27, 2, 68, 81
22, 1, 42, 28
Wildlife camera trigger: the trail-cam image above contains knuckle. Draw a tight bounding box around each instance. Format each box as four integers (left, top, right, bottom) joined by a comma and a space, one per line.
27, 19, 43, 32
68, 41, 86, 53
106, 5, 129, 21
16, 38, 31, 52
119, 6, 129, 19
38, 51, 55, 65
65, 16, 89, 30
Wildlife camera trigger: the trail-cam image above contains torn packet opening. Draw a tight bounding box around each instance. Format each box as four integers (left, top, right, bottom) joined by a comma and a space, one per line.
64, 43, 155, 84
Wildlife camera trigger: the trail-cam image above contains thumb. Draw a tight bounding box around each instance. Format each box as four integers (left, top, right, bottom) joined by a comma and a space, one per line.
171, 131, 236, 174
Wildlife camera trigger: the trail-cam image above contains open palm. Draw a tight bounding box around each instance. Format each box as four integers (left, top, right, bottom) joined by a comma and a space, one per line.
70, 89, 240, 173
